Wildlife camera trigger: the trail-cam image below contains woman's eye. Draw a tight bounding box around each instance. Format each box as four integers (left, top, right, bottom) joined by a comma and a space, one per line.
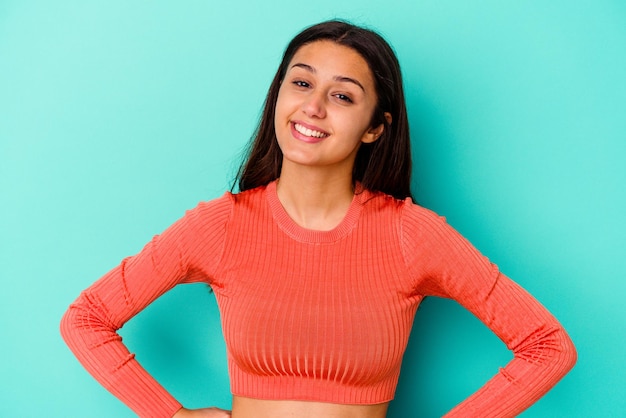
335, 94, 353, 103
293, 80, 310, 88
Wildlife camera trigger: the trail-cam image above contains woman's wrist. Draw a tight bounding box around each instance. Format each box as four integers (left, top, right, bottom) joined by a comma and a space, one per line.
172, 407, 190, 417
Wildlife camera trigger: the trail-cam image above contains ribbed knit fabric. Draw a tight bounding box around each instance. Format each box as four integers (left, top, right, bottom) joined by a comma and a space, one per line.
60, 180, 576, 417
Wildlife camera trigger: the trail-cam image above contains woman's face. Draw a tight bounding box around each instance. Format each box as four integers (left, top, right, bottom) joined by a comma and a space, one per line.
274, 40, 383, 175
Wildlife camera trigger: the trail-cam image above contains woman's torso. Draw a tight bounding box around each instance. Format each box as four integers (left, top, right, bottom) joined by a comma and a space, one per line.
207, 184, 422, 404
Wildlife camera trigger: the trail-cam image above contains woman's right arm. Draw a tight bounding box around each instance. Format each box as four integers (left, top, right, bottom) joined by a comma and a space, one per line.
60, 195, 233, 417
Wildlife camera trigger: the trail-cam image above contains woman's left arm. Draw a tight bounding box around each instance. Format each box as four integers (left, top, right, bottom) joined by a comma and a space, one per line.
442, 273, 576, 417
401, 204, 577, 417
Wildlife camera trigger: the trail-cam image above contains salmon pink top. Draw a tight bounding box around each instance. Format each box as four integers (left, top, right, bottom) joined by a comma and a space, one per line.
60, 181, 576, 417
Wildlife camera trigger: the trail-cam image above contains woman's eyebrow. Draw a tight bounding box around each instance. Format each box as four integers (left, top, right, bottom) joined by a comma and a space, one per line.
290, 63, 365, 92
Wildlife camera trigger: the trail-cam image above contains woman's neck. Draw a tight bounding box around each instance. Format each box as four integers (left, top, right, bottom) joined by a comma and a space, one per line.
275, 165, 355, 231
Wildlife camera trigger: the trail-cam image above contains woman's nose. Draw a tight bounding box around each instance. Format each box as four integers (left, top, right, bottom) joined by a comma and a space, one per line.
301, 91, 326, 118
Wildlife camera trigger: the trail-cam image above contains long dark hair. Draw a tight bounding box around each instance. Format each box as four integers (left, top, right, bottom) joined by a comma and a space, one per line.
235, 20, 413, 200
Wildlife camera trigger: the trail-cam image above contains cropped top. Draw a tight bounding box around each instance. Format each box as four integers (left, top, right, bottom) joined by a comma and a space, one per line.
60, 181, 576, 417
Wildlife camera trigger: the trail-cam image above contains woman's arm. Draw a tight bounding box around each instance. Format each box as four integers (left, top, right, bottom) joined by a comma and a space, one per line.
60, 195, 233, 417
401, 203, 577, 417
441, 274, 576, 417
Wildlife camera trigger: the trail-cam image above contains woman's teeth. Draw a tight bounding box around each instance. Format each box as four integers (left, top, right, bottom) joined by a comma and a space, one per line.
294, 123, 328, 138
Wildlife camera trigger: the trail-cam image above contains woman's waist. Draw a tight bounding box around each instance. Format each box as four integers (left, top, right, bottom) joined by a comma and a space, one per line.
231, 396, 389, 418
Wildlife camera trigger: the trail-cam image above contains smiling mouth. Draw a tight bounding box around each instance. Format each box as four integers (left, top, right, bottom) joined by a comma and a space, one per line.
293, 123, 330, 139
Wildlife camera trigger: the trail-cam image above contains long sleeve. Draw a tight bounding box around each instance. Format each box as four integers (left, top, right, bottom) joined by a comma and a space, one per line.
60, 194, 233, 417
401, 203, 577, 417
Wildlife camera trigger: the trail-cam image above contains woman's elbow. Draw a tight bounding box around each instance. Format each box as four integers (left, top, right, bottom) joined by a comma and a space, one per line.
559, 328, 578, 375
59, 302, 81, 348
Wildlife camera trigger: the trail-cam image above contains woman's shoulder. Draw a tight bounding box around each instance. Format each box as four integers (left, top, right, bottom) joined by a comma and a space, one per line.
192, 190, 235, 213
361, 188, 442, 222
361, 191, 458, 248
183, 183, 273, 230
191, 183, 268, 213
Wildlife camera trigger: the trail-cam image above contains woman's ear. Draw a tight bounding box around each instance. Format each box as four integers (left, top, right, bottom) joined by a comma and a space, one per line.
383, 112, 392, 125
362, 112, 392, 144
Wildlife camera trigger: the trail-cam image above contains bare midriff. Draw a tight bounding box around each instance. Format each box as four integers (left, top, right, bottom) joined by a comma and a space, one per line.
231, 396, 389, 418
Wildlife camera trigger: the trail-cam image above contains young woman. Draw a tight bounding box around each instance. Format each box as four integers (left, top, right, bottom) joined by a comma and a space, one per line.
60, 20, 577, 418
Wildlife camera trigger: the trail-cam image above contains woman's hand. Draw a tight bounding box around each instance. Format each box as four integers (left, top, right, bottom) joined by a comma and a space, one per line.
172, 407, 232, 417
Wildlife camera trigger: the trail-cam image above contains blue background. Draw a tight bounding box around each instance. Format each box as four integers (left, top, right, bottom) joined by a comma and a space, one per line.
1, 1, 624, 416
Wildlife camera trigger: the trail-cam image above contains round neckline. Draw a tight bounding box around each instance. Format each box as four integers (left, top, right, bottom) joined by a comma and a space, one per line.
265, 180, 364, 244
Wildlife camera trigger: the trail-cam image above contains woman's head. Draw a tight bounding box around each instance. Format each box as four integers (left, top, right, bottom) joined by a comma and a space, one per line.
236, 20, 412, 200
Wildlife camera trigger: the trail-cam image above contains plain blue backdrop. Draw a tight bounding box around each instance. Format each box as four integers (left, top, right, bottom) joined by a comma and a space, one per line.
1, 1, 625, 416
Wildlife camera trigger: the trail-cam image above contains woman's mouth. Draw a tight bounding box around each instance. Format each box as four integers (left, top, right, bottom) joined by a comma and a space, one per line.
291, 122, 330, 143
